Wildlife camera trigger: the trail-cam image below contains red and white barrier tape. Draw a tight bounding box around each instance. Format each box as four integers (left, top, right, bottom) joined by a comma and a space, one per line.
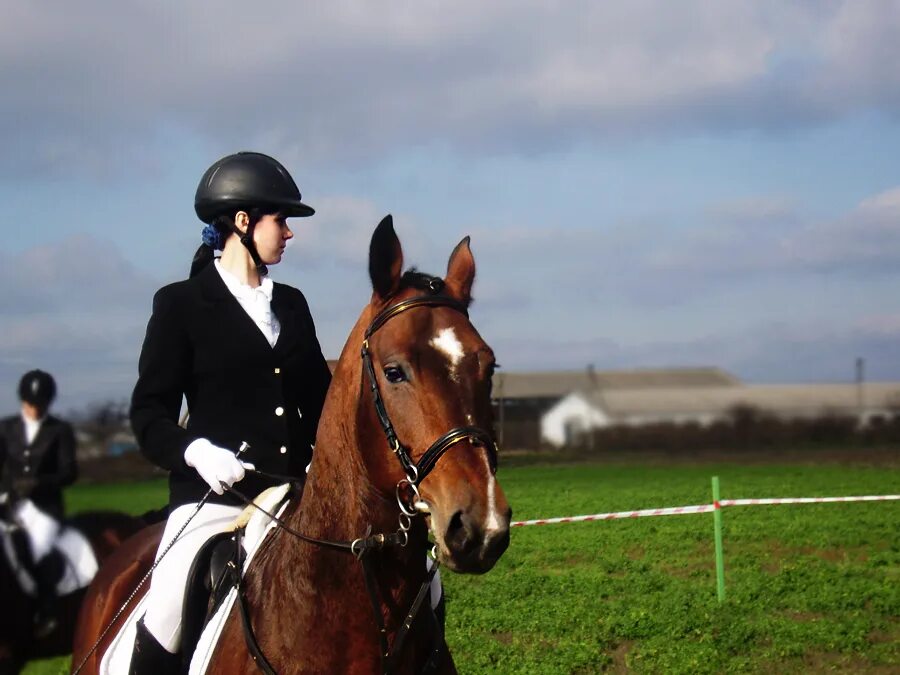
510, 494, 900, 528
722, 495, 900, 506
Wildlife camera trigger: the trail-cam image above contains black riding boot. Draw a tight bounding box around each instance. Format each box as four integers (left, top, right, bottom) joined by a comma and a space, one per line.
33, 549, 64, 639
130, 617, 182, 675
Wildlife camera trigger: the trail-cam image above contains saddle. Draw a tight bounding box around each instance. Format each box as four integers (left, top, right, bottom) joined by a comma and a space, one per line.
179, 531, 244, 669
177, 485, 295, 672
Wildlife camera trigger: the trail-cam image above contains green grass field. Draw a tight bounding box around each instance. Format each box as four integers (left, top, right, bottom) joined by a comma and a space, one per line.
25, 462, 900, 674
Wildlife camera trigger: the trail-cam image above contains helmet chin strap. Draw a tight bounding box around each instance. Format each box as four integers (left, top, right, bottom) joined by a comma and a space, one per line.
232, 217, 268, 276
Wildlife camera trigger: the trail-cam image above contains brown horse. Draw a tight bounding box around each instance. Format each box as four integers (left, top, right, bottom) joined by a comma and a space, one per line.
0, 508, 146, 675
72, 216, 511, 674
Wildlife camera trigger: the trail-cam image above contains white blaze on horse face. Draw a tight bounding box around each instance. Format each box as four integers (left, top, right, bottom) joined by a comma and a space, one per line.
430, 328, 465, 382
483, 453, 502, 533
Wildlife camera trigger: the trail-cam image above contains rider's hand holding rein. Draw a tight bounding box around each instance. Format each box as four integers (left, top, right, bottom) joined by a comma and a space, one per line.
183, 440, 254, 496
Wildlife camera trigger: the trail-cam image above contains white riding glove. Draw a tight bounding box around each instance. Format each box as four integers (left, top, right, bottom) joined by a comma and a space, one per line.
184, 439, 255, 495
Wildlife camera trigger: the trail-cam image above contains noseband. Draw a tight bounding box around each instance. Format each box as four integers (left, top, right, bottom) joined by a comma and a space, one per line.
361, 282, 498, 508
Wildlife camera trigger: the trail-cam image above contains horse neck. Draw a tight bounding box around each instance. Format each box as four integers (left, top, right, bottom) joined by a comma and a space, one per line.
245, 303, 435, 671
290, 307, 428, 570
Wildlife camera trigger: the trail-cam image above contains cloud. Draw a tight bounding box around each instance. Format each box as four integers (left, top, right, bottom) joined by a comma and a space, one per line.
627, 185, 900, 290
0, 235, 153, 313
0, 235, 157, 412
284, 196, 432, 270
703, 196, 798, 224
488, 312, 900, 383
439, 182, 900, 385
2, 1, 899, 176
2, 187, 897, 416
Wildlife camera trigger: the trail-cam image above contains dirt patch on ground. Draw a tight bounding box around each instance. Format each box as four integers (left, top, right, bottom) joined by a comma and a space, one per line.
625, 545, 645, 560
659, 559, 714, 579
490, 631, 514, 645
602, 641, 634, 674
779, 610, 827, 623
758, 651, 897, 674
759, 540, 880, 571
800, 652, 895, 674
867, 618, 900, 645
761, 559, 781, 575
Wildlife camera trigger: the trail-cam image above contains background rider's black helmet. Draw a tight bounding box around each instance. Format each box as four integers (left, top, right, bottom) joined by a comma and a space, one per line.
18, 370, 57, 409
194, 151, 315, 223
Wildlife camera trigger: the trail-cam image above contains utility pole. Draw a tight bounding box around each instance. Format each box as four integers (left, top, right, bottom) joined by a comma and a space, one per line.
856, 357, 865, 423
496, 373, 505, 448
586, 363, 597, 450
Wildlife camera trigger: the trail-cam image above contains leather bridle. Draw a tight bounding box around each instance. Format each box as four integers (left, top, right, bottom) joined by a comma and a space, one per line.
361, 282, 499, 513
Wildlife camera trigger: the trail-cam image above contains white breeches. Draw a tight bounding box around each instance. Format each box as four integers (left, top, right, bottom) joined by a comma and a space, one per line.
142, 502, 445, 655
14, 499, 60, 561
143, 502, 243, 653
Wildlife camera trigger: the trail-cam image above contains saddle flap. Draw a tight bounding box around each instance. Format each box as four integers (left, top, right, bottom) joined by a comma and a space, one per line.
180, 531, 241, 666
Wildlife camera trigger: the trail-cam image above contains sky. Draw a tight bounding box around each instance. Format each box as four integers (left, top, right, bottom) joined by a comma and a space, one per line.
2, 0, 900, 413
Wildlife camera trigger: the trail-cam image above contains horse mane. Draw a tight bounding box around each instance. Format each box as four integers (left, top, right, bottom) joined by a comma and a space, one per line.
398, 268, 438, 291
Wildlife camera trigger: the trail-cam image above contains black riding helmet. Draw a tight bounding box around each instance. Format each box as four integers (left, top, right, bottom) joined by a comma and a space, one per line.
18, 370, 57, 410
194, 152, 314, 274
194, 152, 314, 223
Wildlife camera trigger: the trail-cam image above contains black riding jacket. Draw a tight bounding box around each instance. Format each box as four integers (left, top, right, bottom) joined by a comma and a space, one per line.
130, 262, 332, 508
0, 414, 77, 519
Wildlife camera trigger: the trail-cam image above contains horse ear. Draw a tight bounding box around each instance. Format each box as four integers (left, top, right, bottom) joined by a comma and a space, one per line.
369, 214, 404, 301
445, 236, 475, 304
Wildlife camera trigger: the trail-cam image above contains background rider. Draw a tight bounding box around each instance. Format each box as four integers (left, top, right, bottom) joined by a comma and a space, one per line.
0, 369, 77, 638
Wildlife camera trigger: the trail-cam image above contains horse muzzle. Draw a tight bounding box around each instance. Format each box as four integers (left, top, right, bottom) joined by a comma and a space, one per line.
438, 505, 511, 573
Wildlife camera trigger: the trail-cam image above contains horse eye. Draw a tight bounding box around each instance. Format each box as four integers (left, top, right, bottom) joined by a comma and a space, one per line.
383, 365, 407, 384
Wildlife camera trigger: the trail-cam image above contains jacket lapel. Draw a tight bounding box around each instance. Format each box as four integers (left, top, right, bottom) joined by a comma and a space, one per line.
195, 262, 275, 352
271, 284, 297, 357
12, 416, 26, 448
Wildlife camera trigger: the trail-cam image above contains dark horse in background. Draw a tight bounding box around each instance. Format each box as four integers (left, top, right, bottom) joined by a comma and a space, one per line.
0, 496, 147, 675
73, 216, 511, 674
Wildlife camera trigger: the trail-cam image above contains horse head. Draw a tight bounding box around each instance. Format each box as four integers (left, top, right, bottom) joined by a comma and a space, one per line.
356, 215, 511, 574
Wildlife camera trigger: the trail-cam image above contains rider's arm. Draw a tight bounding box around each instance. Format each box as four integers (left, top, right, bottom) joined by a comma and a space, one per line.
293, 289, 332, 450
130, 286, 194, 472
0, 423, 8, 494
38, 422, 77, 489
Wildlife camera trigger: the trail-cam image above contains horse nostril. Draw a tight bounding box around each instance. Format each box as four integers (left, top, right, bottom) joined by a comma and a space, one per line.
484, 526, 510, 563
445, 509, 479, 558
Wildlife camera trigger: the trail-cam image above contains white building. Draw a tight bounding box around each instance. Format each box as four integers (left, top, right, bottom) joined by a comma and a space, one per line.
491, 367, 737, 447
541, 382, 900, 447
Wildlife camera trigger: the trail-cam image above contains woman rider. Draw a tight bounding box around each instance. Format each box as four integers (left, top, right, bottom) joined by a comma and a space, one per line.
0, 369, 77, 638
128, 152, 332, 672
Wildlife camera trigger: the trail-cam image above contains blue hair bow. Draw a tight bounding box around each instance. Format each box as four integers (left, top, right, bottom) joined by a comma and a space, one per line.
201, 224, 223, 249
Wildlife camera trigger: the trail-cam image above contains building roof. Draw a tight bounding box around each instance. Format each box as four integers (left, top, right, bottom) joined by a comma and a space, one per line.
493, 367, 739, 399
581, 383, 900, 418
